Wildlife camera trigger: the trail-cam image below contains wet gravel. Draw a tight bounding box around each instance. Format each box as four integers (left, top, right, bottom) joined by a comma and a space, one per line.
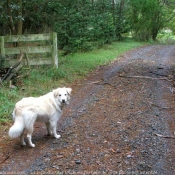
0, 45, 175, 175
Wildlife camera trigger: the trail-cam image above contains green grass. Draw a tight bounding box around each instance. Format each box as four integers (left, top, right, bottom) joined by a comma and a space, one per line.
0, 39, 146, 123
0, 88, 20, 123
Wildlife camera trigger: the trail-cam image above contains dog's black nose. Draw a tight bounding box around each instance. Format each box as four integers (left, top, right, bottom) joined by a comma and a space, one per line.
62, 99, 65, 103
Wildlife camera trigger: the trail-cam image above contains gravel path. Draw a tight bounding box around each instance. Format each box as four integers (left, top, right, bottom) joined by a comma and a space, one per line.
0, 45, 175, 175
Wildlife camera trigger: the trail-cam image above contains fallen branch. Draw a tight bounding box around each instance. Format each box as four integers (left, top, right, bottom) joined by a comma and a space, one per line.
168, 87, 175, 94
119, 74, 171, 81
0, 152, 10, 164
155, 133, 175, 139
150, 71, 168, 77
0, 143, 23, 165
86, 78, 117, 89
2, 52, 24, 82
148, 102, 172, 110
87, 81, 101, 84
101, 78, 117, 89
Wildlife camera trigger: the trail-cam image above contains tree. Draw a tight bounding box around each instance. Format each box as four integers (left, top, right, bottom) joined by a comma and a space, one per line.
17, 0, 22, 35
129, 0, 175, 41
0, 0, 175, 52
162, 0, 175, 34
111, 0, 130, 40
6, 0, 23, 35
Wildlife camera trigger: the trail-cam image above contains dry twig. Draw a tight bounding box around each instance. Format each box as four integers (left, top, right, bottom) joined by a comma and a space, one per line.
0, 152, 10, 164
119, 74, 172, 81
87, 81, 101, 84
86, 78, 117, 89
155, 133, 175, 139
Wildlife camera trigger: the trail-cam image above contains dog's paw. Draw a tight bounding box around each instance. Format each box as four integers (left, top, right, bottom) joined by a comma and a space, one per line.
21, 142, 26, 146
29, 143, 35, 148
54, 134, 61, 139
46, 133, 52, 136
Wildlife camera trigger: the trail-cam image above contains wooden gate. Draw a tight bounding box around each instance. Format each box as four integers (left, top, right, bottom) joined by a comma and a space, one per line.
0, 32, 58, 68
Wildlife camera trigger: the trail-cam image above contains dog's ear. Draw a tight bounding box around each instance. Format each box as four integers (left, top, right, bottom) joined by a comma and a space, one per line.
66, 88, 72, 95
53, 88, 60, 97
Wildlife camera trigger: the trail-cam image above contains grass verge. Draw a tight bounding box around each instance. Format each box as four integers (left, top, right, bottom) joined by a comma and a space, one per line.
0, 39, 146, 123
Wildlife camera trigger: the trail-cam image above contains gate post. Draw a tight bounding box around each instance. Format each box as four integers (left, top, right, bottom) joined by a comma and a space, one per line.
0, 36, 6, 66
52, 32, 58, 68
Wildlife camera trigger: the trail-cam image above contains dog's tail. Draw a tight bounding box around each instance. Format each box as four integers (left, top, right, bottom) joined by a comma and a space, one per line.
9, 116, 24, 138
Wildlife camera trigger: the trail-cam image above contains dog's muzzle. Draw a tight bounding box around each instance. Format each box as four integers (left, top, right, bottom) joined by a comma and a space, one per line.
62, 99, 66, 103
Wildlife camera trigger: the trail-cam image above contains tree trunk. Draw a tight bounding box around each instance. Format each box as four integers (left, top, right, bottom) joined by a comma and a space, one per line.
152, 28, 158, 41
7, 0, 16, 35
17, 0, 23, 35
116, 0, 125, 40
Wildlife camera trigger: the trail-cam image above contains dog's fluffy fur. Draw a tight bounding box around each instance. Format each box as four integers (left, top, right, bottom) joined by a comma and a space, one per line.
9, 87, 72, 147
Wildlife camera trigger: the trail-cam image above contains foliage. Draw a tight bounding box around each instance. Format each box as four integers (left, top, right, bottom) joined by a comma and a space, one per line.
47, 0, 116, 52
128, 0, 175, 41
0, 0, 175, 50
163, 0, 175, 34
157, 31, 175, 45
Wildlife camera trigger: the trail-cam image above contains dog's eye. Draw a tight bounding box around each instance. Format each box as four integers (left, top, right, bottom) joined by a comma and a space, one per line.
65, 94, 67, 96
59, 94, 61, 97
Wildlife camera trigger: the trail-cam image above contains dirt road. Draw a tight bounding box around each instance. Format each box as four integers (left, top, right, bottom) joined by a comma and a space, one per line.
0, 45, 175, 175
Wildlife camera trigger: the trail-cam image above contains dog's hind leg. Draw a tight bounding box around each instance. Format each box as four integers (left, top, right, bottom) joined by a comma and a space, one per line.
20, 130, 26, 146
24, 112, 36, 147
26, 129, 35, 148
45, 122, 52, 136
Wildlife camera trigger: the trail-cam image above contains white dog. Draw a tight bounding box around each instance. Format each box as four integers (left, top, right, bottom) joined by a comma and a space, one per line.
9, 87, 72, 147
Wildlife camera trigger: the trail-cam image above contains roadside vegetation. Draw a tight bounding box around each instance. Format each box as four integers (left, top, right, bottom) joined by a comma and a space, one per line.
0, 39, 145, 123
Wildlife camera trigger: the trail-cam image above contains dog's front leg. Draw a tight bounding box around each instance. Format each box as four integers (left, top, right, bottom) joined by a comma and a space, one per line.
53, 126, 61, 139
50, 122, 61, 139
50, 113, 61, 139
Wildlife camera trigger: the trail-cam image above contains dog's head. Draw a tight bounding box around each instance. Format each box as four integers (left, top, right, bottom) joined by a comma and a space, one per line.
53, 87, 72, 105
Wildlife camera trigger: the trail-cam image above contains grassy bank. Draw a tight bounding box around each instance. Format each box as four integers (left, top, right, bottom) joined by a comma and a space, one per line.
0, 39, 146, 123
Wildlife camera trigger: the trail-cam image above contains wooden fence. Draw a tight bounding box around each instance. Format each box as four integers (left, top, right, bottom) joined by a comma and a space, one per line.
0, 32, 58, 68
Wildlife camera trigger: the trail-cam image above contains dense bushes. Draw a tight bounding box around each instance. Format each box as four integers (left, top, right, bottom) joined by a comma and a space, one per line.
1, 0, 122, 52
47, 1, 117, 52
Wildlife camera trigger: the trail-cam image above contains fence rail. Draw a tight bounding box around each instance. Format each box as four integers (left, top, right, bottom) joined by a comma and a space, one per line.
0, 32, 58, 68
